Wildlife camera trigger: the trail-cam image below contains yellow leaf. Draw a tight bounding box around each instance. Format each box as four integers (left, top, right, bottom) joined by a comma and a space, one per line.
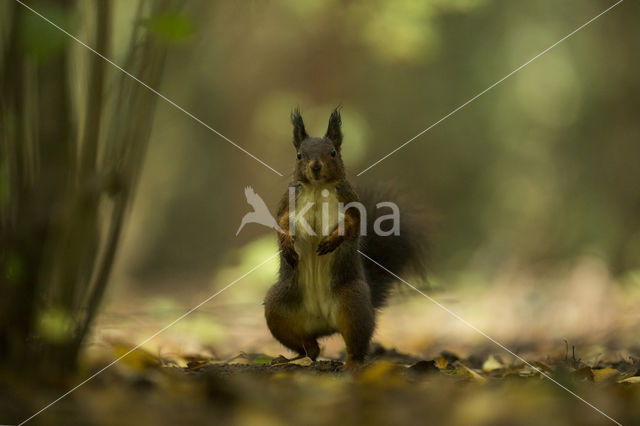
455, 362, 487, 383
482, 355, 503, 373
435, 355, 448, 370
113, 345, 159, 371
592, 368, 620, 383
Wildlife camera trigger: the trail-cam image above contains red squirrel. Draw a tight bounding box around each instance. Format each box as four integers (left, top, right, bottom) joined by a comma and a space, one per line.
264, 108, 427, 369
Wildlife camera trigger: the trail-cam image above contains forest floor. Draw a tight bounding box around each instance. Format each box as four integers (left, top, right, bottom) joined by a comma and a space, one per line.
4, 342, 640, 425
5, 256, 640, 425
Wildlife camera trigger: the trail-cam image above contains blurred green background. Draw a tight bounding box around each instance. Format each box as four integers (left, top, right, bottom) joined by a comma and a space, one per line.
114, 0, 639, 285
2, 0, 639, 362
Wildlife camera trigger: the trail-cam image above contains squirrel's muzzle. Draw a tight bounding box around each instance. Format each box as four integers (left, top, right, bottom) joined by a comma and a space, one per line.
309, 160, 322, 180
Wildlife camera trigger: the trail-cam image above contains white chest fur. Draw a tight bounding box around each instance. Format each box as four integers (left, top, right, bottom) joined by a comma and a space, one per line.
293, 184, 342, 239
292, 184, 342, 331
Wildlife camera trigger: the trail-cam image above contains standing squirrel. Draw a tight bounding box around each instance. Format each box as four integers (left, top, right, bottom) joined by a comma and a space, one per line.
264, 108, 427, 369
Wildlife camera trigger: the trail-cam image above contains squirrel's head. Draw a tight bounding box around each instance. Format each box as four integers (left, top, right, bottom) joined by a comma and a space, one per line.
290, 107, 345, 185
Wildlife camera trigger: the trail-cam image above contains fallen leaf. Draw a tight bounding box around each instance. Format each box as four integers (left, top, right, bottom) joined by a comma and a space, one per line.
270, 355, 290, 366
618, 376, 640, 384
290, 357, 313, 366
113, 345, 160, 371
435, 355, 449, 370
160, 354, 187, 368
592, 368, 620, 383
454, 362, 487, 383
186, 360, 210, 370
251, 356, 273, 365
482, 355, 503, 373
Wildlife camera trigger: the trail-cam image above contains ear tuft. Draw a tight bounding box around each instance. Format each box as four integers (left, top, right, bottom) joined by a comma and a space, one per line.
291, 107, 308, 149
325, 106, 342, 147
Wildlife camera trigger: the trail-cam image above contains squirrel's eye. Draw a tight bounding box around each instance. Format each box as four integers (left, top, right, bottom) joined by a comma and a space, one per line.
297, 152, 302, 160
330, 149, 336, 157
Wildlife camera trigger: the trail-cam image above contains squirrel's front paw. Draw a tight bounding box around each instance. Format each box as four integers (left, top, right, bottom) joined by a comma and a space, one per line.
316, 237, 339, 255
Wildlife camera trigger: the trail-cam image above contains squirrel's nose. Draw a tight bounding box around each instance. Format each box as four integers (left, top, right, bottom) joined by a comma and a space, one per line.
310, 161, 322, 172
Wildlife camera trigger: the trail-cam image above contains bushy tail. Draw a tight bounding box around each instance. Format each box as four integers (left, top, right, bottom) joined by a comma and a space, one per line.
358, 185, 429, 308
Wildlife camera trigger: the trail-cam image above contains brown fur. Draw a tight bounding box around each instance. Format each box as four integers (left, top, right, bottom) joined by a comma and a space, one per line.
264, 108, 427, 366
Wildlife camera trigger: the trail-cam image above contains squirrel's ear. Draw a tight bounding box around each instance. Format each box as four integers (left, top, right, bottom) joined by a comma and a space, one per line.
291, 108, 308, 149
325, 107, 342, 147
